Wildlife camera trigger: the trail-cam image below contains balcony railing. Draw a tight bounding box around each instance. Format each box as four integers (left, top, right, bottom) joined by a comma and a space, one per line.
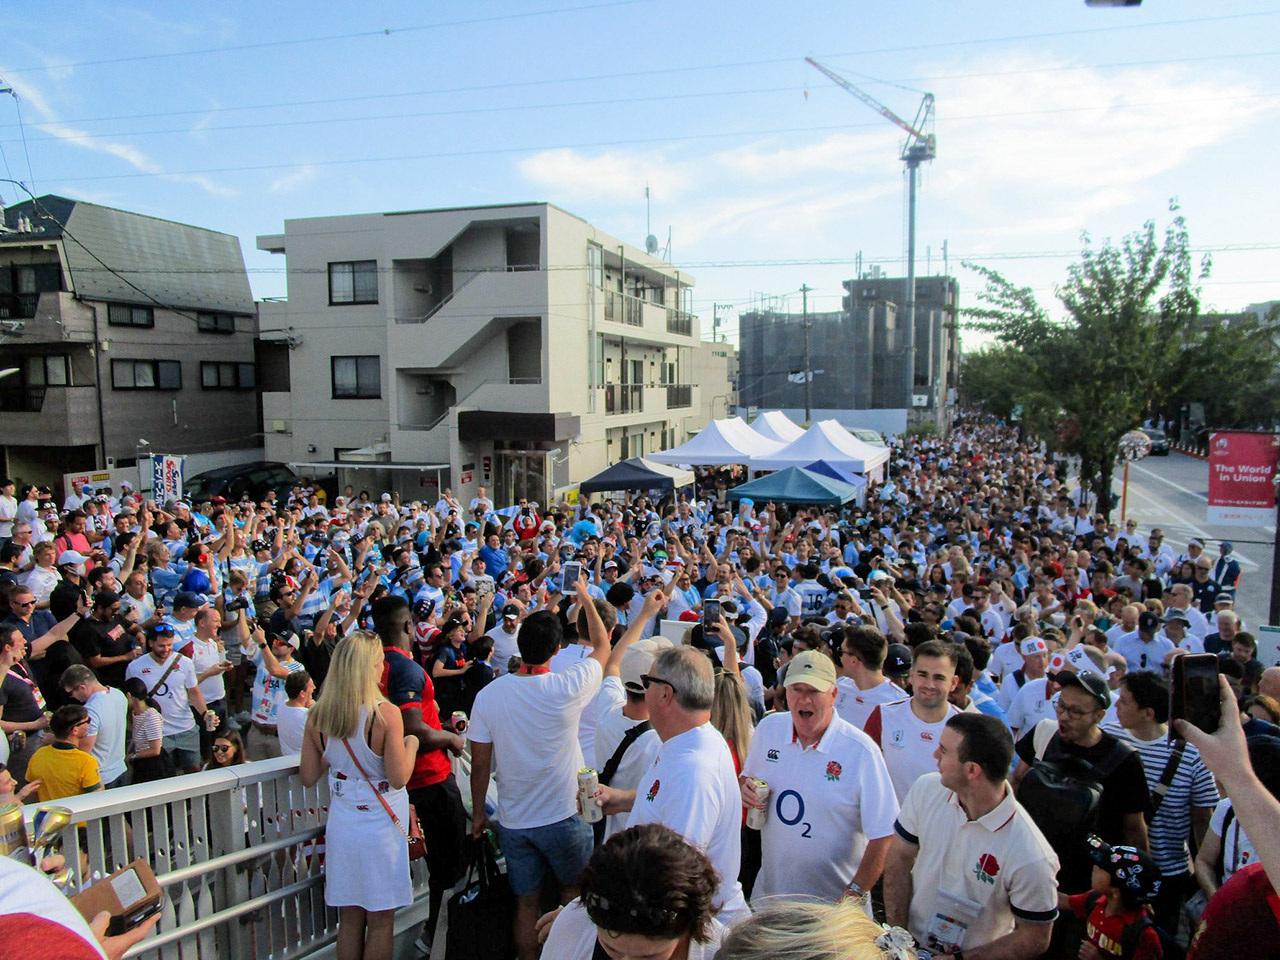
604, 290, 645, 327
0, 385, 46, 412
667, 310, 693, 337
20, 756, 434, 960
665, 383, 692, 408
604, 383, 644, 414
0, 291, 39, 319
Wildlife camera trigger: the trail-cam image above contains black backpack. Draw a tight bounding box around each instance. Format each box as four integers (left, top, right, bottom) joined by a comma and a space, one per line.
1018, 724, 1134, 846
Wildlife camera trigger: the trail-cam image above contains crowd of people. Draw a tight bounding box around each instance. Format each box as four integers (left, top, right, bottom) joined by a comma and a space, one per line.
1, 415, 1277, 960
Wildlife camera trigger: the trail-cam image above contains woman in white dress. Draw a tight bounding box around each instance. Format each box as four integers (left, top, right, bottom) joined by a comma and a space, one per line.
301, 630, 418, 960
540, 823, 727, 960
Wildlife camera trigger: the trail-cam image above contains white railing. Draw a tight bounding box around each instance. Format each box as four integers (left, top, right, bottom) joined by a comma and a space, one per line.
23, 756, 431, 960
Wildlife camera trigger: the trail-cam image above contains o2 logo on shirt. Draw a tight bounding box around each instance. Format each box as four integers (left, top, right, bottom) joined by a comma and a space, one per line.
776, 789, 813, 838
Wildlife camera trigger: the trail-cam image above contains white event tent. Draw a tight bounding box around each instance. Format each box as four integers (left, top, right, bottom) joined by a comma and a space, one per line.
750, 419, 891, 478
748, 410, 806, 445
648, 417, 783, 466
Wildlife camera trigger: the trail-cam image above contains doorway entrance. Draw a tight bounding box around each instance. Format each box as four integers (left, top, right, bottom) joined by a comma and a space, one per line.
494, 451, 548, 508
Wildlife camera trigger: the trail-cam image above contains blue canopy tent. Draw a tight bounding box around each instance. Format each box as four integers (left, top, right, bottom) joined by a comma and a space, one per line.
803, 459, 867, 506
724, 466, 861, 506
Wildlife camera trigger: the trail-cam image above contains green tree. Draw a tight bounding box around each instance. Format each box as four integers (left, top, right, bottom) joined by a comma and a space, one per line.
963, 203, 1206, 514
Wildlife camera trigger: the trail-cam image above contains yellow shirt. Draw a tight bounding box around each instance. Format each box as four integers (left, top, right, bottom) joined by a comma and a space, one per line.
25, 743, 101, 803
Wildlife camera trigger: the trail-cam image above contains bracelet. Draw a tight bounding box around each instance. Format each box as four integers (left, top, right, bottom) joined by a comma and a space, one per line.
848, 880, 866, 898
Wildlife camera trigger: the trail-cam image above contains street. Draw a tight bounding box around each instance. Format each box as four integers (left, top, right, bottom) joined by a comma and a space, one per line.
1120, 451, 1275, 633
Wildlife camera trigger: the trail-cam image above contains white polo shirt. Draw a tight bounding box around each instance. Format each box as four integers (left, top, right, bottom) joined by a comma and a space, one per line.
1005, 678, 1059, 737
125, 652, 199, 736
741, 712, 898, 901
627, 722, 749, 925
182, 634, 227, 704
593, 677, 661, 840
1113, 633, 1175, 674
896, 773, 1059, 954
834, 676, 902, 730
864, 698, 959, 803
988, 641, 1023, 682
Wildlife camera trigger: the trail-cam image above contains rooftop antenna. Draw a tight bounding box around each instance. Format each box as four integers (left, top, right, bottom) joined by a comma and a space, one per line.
644, 183, 658, 256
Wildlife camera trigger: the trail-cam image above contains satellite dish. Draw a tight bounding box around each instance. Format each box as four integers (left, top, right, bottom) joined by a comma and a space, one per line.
645, 234, 659, 255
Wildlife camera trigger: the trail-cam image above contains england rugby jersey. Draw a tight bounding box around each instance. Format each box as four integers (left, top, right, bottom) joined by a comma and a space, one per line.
864, 697, 958, 802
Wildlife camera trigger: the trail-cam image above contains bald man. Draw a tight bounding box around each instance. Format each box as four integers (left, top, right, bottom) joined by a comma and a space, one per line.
1260, 666, 1280, 702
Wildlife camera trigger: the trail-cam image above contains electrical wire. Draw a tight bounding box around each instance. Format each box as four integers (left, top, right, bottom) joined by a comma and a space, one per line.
12, 96, 36, 196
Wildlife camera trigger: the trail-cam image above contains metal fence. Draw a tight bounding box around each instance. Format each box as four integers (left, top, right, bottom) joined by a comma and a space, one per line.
25, 756, 430, 960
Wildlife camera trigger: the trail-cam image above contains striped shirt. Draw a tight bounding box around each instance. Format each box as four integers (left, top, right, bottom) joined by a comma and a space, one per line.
1104, 724, 1219, 875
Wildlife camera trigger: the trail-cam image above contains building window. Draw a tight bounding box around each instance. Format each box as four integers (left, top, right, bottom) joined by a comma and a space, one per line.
111, 359, 181, 390
587, 243, 603, 289
200, 361, 256, 390
328, 260, 378, 305
331, 355, 380, 398
26, 354, 69, 387
196, 312, 236, 334
107, 303, 155, 328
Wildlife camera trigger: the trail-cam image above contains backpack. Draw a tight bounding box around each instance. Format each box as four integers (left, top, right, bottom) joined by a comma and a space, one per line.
1018, 720, 1134, 846
1082, 891, 1182, 960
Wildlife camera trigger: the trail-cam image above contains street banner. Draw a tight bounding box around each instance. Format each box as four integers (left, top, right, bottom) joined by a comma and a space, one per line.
1207, 431, 1278, 526
1259, 625, 1280, 669
152, 455, 186, 503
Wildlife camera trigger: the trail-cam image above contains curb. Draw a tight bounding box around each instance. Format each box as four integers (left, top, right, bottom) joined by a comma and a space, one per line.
1173, 447, 1208, 461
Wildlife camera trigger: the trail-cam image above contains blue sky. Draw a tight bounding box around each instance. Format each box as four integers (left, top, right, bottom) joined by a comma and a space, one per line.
2, 1, 1277, 346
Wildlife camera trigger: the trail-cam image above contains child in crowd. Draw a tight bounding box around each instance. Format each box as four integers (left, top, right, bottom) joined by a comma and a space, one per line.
1059, 835, 1165, 960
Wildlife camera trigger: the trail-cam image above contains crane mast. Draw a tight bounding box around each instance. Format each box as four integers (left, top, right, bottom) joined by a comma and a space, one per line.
805, 57, 936, 416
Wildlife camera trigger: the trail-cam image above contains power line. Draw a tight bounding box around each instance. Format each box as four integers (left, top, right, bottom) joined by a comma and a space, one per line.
31, 91, 1280, 185
0, 0, 655, 74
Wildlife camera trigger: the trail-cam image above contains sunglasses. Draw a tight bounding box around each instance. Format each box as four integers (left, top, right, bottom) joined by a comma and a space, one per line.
640, 674, 678, 696
212, 744, 234, 753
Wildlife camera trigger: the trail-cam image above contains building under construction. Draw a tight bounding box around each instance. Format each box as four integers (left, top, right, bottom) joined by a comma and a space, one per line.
737, 273, 959, 429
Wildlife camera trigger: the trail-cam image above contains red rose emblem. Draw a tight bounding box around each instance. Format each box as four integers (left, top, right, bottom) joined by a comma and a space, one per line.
977, 853, 1000, 879
645, 779, 661, 802
825, 761, 842, 781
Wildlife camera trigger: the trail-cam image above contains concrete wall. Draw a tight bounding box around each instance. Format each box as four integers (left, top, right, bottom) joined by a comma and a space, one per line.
772, 407, 907, 436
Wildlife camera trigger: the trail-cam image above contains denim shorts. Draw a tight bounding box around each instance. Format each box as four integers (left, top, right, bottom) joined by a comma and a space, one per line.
494, 814, 594, 898
163, 726, 202, 771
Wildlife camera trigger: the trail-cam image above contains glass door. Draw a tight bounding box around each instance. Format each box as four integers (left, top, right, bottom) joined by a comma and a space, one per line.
494, 451, 548, 508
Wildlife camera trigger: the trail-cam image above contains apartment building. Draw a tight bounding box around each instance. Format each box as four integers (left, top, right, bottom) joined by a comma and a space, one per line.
0, 196, 258, 487
256, 202, 731, 506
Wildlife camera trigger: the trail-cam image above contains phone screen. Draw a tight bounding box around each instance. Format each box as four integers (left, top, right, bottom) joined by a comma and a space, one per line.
1170, 653, 1221, 742
561, 561, 582, 588
703, 599, 721, 631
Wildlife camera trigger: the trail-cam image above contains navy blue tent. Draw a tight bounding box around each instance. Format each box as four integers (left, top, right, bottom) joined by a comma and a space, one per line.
803, 459, 866, 487
724, 466, 861, 505
578, 457, 695, 496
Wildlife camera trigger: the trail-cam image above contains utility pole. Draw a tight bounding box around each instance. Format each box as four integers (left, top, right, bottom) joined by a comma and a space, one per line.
905, 166, 919, 416
801, 284, 813, 425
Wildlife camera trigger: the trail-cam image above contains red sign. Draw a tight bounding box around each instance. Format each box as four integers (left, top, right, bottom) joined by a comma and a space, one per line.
460, 471, 473, 484
1207, 431, 1279, 526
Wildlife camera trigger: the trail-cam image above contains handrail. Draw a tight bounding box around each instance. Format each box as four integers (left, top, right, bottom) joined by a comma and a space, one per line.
393, 272, 480, 324
398, 377, 544, 431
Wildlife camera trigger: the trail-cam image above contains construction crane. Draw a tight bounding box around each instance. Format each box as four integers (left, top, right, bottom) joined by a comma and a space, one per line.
805, 57, 936, 412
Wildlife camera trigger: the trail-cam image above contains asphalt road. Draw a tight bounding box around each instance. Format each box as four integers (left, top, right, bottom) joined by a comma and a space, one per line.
1120, 451, 1275, 632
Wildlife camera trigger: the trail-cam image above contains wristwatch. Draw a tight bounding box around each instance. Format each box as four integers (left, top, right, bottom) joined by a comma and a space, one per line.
847, 880, 866, 898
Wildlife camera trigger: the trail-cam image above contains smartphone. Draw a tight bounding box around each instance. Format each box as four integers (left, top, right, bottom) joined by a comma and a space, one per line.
109, 896, 163, 936
562, 561, 583, 588
1169, 653, 1221, 742
703, 598, 722, 632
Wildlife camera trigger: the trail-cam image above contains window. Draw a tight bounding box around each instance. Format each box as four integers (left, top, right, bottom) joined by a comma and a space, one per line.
200, 361, 256, 389
328, 260, 378, 305
107, 303, 155, 328
331, 355, 380, 398
111, 359, 181, 390
196, 312, 236, 334
26, 355, 69, 387
587, 243, 603, 289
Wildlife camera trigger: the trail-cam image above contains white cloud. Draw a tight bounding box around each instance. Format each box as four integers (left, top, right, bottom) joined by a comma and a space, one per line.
1, 69, 237, 198
269, 164, 317, 194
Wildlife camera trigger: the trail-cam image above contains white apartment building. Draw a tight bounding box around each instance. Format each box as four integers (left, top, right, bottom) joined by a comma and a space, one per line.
256, 202, 733, 507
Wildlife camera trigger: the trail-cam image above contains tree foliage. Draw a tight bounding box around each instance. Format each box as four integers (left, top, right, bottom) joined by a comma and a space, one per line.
960, 203, 1224, 513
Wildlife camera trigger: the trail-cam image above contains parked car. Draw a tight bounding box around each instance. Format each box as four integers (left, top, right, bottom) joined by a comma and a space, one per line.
850, 428, 888, 446
184, 461, 301, 503
1140, 427, 1170, 455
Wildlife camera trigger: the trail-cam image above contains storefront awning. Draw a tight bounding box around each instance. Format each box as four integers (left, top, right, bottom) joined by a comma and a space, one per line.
287, 461, 449, 472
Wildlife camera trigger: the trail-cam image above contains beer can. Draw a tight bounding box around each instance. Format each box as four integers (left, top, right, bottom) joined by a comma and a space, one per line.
451, 711, 468, 733
746, 779, 770, 830
204, 710, 219, 732
0, 803, 33, 865
577, 767, 603, 824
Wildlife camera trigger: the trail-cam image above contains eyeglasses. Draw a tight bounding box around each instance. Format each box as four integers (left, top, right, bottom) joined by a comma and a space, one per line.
640, 674, 678, 696
12, 600, 34, 607
1054, 701, 1100, 719
212, 744, 233, 753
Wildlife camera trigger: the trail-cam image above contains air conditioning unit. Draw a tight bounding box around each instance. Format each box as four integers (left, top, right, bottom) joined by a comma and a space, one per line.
105, 456, 116, 468
270, 419, 290, 433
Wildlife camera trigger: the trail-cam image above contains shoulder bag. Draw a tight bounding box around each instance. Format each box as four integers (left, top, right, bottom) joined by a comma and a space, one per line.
341, 736, 426, 860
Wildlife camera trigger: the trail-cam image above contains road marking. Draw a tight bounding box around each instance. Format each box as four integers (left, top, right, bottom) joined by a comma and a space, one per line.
1130, 463, 1208, 502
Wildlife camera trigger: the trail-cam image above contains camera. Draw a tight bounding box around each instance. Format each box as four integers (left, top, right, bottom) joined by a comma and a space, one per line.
225, 595, 251, 613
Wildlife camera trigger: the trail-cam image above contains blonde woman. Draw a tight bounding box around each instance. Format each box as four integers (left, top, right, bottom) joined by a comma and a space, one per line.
714, 899, 915, 960
300, 631, 418, 960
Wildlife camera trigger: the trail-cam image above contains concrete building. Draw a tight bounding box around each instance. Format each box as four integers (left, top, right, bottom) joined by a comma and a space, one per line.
0, 196, 258, 487
736, 273, 958, 432
256, 202, 731, 506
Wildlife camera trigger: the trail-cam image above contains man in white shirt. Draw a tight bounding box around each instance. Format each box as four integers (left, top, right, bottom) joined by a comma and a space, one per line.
469, 582, 609, 960
0, 478, 16, 546
1163, 584, 1208, 639
834, 625, 903, 729
125, 623, 212, 774
181, 607, 233, 747
594, 644, 750, 926
549, 597, 619, 764
884, 712, 1058, 958
1114, 610, 1174, 675
741, 649, 898, 906
486, 603, 523, 675
61, 663, 128, 789
275, 670, 313, 755
864, 640, 961, 802
1159, 608, 1203, 653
